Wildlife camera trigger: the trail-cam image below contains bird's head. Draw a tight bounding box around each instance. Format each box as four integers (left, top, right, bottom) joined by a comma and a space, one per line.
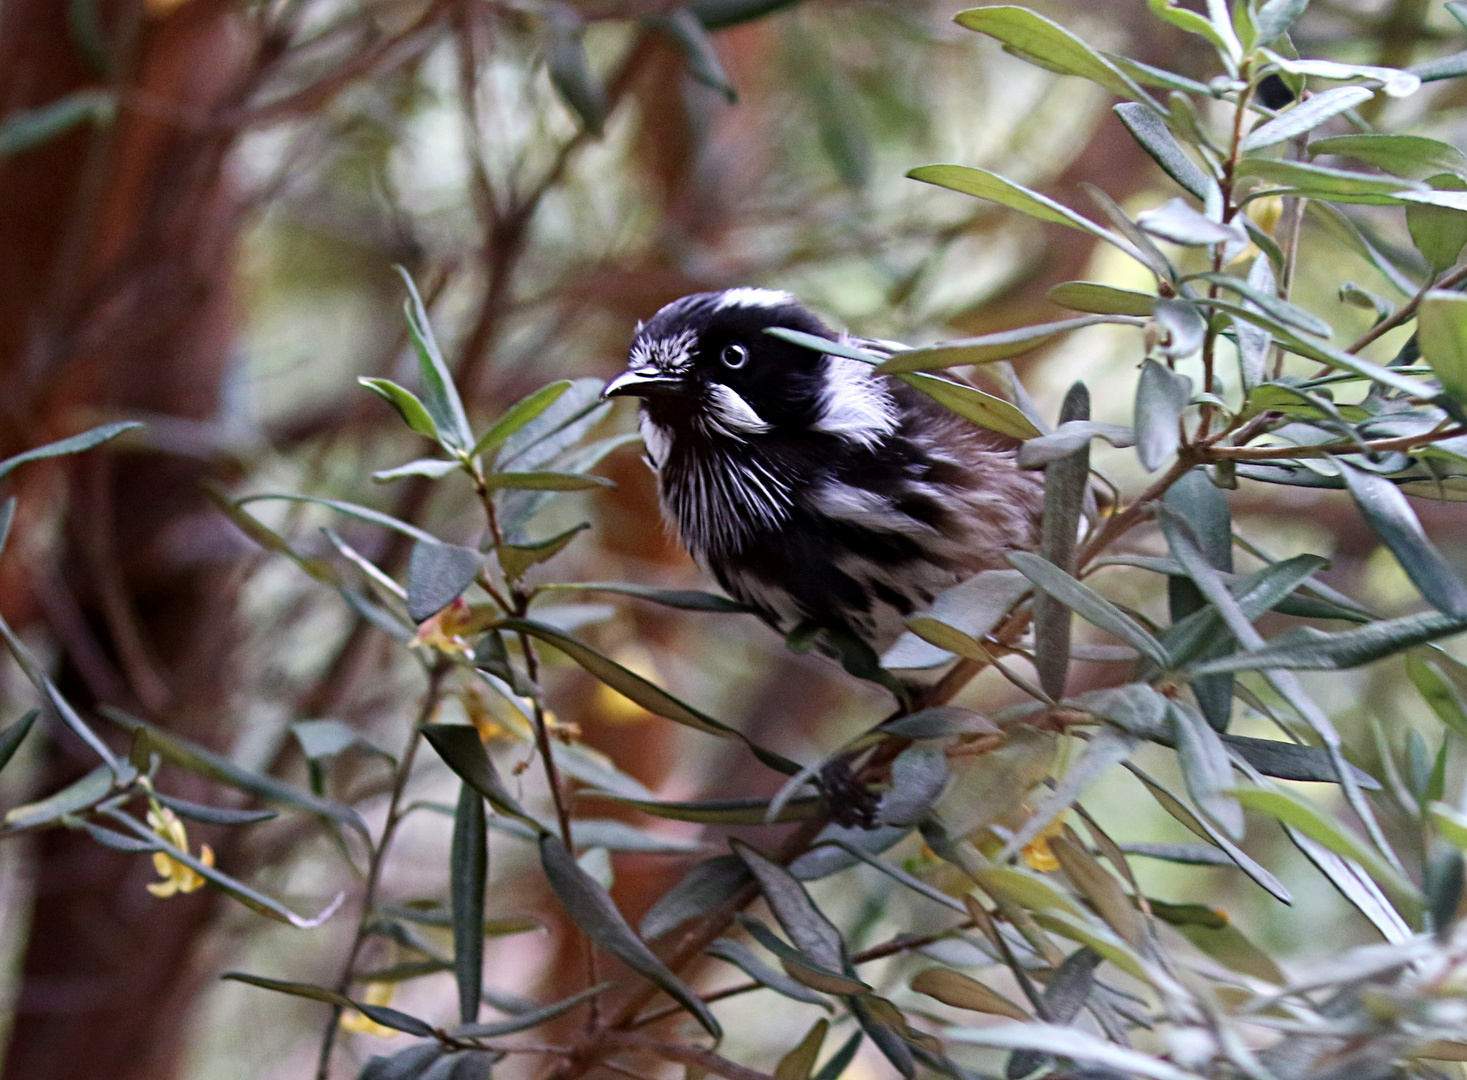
603, 288, 869, 446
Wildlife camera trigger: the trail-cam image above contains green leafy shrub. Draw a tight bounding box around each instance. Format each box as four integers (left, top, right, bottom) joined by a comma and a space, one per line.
6, 3, 1467, 1079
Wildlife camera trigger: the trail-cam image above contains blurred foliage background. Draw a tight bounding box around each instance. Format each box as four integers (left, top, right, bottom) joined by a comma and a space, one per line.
2, 1, 1467, 1079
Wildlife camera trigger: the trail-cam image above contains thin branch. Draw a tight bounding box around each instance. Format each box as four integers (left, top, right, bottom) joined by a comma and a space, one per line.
1208, 424, 1465, 461
1345, 262, 1467, 357
315, 660, 450, 1080
601, 1033, 777, 1080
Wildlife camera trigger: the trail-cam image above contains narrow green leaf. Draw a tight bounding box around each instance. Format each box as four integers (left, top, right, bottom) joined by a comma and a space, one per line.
1033, 383, 1090, 697
648, 8, 737, 101
1236, 157, 1425, 200
503, 619, 799, 773
0, 709, 39, 775
0, 421, 142, 483
540, 834, 720, 1036
449, 983, 615, 1038
954, 7, 1158, 105
421, 724, 541, 829
0, 612, 122, 775
150, 790, 280, 826
761, 327, 884, 364
731, 840, 844, 970
4, 766, 115, 830
473, 381, 573, 458
1338, 460, 1467, 618
394, 266, 473, 451
1231, 786, 1422, 906
1419, 290, 1467, 404
1254, 0, 1308, 42
1008, 552, 1169, 668
908, 165, 1142, 263
237, 493, 439, 545
1408, 657, 1467, 740
1047, 280, 1157, 317
640, 855, 753, 939
776, 1019, 830, 1080
1408, 175, 1467, 273
406, 541, 482, 623
1311, 134, 1467, 181
894, 373, 1040, 440
705, 938, 831, 1007
1113, 102, 1213, 201
1241, 85, 1376, 152
1135, 359, 1192, 472
451, 782, 488, 1024
1125, 763, 1292, 902
537, 581, 748, 613
582, 791, 821, 825
875, 317, 1136, 374
545, 6, 607, 136
1016, 419, 1135, 468
0, 89, 114, 158
485, 471, 615, 492
101, 708, 368, 837
1170, 701, 1243, 838
223, 974, 435, 1036
358, 378, 440, 442
372, 458, 459, 484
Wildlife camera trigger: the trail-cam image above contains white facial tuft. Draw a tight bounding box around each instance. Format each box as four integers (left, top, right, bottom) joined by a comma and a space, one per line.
811, 354, 898, 449
630, 328, 698, 374
715, 287, 796, 311
703, 383, 772, 438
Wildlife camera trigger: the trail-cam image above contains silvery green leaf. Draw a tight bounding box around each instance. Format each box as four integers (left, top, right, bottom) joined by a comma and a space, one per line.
1262, 50, 1420, 97
1339, 460, 1467, 617
1151, 298, 1208, 359
0, 421, 142, 482
1136, 198, 1245, 246
1135, 359, 1192, 471
394, 267, 473, 451
406, 541, 482, 623
1113, 102, 1214, 200
1016, 421, 1136, 468
1170, 700, 1244, 838
544, 6, 607, 135
1008, 552, 1169, 668
705, 938, 830, 1006
1033, 382, 1091, 697
640, 855, 752, 939
1253, 0, 1308, 43
540, 834, 719, 1036
1241, 85, 1376, 151
732, 840, 844, 970
451, 783, 487, 1024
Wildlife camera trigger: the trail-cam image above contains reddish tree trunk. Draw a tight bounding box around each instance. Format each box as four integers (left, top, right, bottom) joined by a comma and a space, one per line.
0, 3, 259, 1077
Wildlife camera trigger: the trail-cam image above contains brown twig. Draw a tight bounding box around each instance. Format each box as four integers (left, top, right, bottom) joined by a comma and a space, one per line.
315, 660, 450, 1080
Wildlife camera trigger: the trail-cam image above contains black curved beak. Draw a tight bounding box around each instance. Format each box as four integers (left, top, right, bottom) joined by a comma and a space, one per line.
603, 367, 683, 400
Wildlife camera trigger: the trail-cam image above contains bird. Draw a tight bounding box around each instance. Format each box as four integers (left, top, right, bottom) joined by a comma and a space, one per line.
603, 287, 1046, 688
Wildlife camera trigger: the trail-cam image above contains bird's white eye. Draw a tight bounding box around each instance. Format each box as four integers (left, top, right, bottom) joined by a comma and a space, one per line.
721, 343, 749, 369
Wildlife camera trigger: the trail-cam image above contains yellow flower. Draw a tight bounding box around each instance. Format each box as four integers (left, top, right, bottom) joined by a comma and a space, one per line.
146, 804, 213, 897
1020, 814, 1067, 873
411, 598, 479, 659
340, 982, 400, 1038
462, 686, 509, 743
1228, 195, 1285, 265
